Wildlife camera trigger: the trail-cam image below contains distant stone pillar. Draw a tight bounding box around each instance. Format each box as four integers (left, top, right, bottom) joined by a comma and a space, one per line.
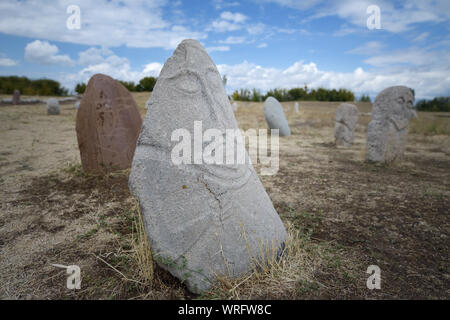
12, 90, 20, 105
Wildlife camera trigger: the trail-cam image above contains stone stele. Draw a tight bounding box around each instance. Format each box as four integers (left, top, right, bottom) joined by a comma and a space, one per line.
46, 98, 60, 115
76, 74, 143, 173
12, 90, 20, 105
334, 103, 359, 147
129, 39, 287, 293
366, 86, 416, 162
264, 97, 291, 136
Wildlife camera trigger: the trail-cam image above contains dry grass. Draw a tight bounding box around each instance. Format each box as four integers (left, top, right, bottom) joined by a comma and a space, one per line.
130, 200, 154, 284
409, 113, 450, 136
202, 222, 315, 299
1, 96, 449, 299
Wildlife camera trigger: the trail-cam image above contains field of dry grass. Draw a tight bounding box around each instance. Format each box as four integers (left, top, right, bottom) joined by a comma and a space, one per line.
0, 94, 449, 299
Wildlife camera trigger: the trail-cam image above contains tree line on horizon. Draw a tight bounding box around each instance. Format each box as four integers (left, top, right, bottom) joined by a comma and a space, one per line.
74, 76, 157, 94
1, 75, 448, 112
231, 86, 358, 102
0, 76, 68, 96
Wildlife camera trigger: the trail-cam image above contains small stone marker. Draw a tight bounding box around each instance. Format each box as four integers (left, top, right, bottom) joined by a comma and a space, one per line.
294, 102, 299, 113
76, 74, 143, 173
366, 86, 416, 162
12, 90, 20, 105
334, 103, 359, 147
129, 39, 287, 293
264, 97, 291, 136
74, 101, 80, 110
46, 98, 60, 115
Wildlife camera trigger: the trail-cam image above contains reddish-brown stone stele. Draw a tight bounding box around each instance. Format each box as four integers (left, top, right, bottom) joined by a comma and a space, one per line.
76, 74, 143, 173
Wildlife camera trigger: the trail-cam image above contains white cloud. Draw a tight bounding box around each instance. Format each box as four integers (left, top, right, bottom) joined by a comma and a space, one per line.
219, 36, 246, 44
214, 0, 240, 10
58, 47, 163, 91
24, 40, 74, 66
257, 0, 323, 10
246, 23, 267, 35
220, 11, 248, 23
363, 47, 450, 67
0, 0, 206, 50
0, 55, 17, 67
218, 58, 450, 100
206, 46, 230, 53
142, 62, 164, 77
78, 47, 114, 66
211, 11, 248, 32
257, 42, 268, 48
296, 0, 450, 34
413, 32, 430, 42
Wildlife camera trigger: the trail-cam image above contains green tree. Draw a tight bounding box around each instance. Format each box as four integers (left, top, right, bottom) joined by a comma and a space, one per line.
118, 80, 136, 92
75, 82, 87, 94
136, 76, 157, 92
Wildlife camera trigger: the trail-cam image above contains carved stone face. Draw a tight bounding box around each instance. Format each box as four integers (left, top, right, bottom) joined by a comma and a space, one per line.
153, 40, 234, 130
374, 86, 416, 131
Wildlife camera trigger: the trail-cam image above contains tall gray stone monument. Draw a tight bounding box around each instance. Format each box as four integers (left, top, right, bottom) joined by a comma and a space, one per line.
12, 90, 20, 105
129, 39, 286, 293
335, 103, 359, 147
264, 97, 291, 136
366, 86, 416, 162
47, 98, 60, 115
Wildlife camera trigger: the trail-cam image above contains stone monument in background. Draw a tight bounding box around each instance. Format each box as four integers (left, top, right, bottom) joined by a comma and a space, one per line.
366, 86, 416, 162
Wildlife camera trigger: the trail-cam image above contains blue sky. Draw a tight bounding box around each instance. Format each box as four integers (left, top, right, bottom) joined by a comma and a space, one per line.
0, 0, 449, 100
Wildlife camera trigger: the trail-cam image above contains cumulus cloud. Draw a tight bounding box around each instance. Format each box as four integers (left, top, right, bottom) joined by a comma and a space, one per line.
0, 0, 206, 50
218, 58, 450, 100
24, 40, 74, 66
206, 46, 230, 53
0, 55, 17, 67
78, 47, 114, 66
363, 47, 450, 67
211, 11, 248, 32
283, 0, 450, 34
58, 47, 163, 91
219, 36, 246, 44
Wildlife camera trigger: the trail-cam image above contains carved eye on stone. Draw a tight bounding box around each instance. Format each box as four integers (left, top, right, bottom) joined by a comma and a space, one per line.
172, 73, 201, 94
407, 100, 413, 109
397, 97, 405, 105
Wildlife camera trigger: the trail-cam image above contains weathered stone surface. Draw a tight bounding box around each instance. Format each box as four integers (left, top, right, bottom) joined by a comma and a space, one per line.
12, 90, 20, 105
232, 101, 238, 112
294, 102, 299, 113
129, 39, 286, 293
264, 97, 291, 136
46, 98, 60, 115
76, 74, 143, 173
334, 103, 359, 147
366, 86, 416, 162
